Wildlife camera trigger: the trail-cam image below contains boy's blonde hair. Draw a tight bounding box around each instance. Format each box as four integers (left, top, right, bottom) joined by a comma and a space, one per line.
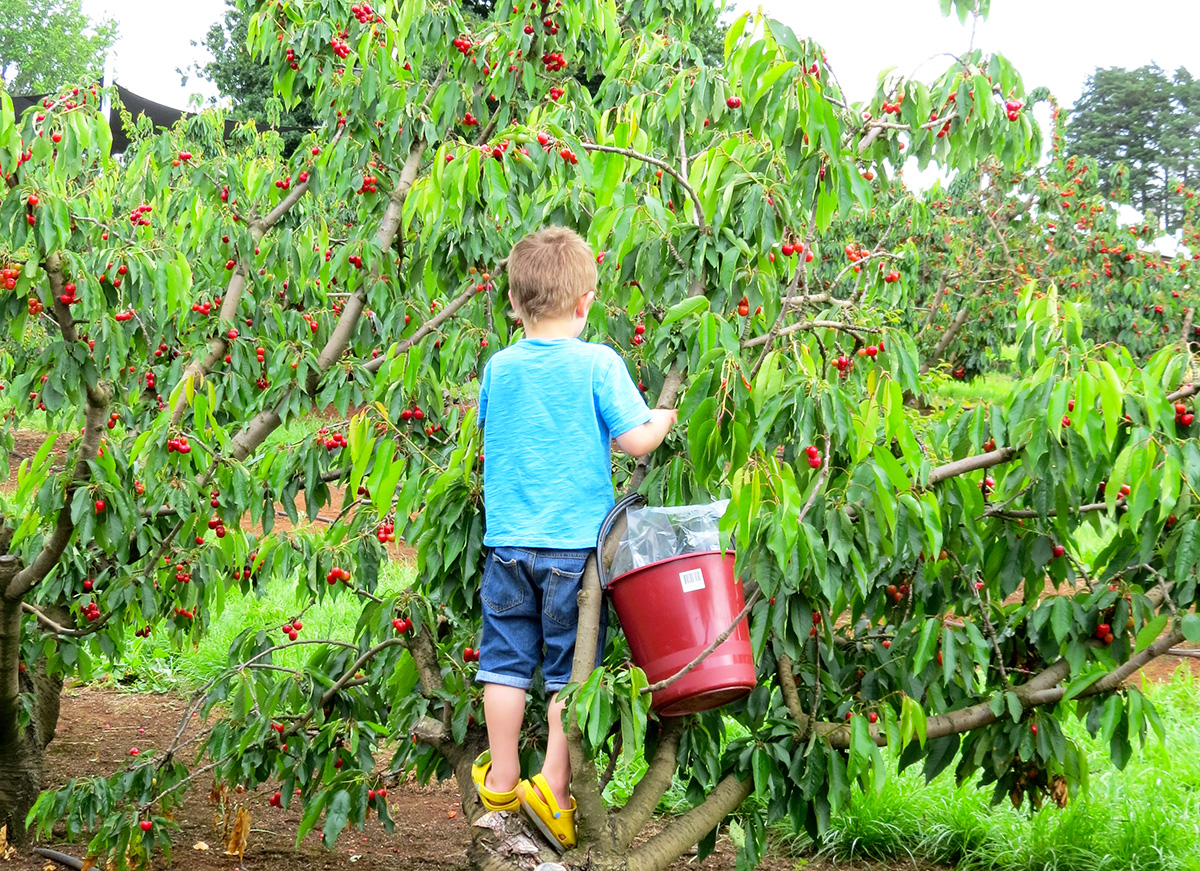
506, 226, 597, 323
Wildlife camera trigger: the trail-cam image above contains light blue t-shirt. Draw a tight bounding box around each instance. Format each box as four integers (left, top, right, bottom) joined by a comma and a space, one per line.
478, 338, 652, 548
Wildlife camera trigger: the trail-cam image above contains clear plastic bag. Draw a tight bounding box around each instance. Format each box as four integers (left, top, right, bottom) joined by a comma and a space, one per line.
608, 500, 730, 581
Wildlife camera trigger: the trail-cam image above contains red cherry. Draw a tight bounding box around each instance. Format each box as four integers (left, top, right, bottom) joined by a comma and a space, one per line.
868, 711, 878, 724
94, 499, 105, 513
140, 820, 152, 832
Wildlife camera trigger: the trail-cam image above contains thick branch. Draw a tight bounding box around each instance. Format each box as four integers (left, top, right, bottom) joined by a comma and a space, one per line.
363, 282, 479, 375
229, 142, 426, 463
171, 171, 318, 426
927, 446, 1017, 486
627, 773, 752, 871
8, 263, 110, 600
615, 717, 683, 849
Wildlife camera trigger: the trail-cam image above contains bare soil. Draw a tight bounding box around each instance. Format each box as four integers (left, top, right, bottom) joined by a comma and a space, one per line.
5, 684, 824, 871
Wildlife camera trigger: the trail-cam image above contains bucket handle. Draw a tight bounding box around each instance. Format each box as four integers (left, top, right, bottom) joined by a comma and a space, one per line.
596, 493, 646, 590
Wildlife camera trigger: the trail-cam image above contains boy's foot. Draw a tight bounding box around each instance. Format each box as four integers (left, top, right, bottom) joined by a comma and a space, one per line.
472, 751, 521, 812
517, 774, 576, 852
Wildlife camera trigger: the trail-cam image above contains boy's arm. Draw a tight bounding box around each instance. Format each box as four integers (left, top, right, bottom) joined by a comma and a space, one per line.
615, 408, 677, 458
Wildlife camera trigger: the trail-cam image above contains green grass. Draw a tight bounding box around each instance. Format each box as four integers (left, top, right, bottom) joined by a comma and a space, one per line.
118, 561, 413, 690
930, 371, 1018, 408
773, 670, 1200, 871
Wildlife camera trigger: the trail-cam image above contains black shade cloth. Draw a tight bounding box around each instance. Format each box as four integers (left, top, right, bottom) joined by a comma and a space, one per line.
11, 84, 306, 153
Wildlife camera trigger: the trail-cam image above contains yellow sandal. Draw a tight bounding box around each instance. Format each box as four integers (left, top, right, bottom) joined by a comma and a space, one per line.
471, 751, 520, 812
517, 774, 576, 852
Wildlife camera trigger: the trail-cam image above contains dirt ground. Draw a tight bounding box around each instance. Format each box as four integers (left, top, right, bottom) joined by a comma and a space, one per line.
5, 684, 817, 871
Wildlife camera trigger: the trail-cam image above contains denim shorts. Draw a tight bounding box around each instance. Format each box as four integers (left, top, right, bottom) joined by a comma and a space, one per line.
477, 546, 607, 693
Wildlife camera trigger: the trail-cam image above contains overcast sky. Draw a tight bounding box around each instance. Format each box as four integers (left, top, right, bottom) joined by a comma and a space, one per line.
80, 0, 1200, 111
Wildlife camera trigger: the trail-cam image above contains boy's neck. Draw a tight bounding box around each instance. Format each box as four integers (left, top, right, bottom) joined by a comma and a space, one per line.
523, 317, 581, 340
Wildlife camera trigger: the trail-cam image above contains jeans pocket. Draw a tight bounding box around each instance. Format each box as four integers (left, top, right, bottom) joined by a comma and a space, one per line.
482, 551, 525, 613
544, 565, 584, 627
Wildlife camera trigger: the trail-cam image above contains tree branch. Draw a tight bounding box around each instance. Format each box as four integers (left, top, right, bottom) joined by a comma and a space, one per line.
627, 772, 752, 871
7, 256, 110, 601
742, 319, 879, 349
615, 717, 683, 849
579, 143, 706, 234
229, 141, 426, 463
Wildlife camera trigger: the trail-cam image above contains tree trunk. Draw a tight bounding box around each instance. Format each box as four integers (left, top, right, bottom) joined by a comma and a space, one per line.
0, 569, 63, 846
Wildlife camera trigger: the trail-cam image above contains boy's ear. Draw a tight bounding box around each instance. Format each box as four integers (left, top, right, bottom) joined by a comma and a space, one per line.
576, 289, 595, 319
507, 290, 520, 318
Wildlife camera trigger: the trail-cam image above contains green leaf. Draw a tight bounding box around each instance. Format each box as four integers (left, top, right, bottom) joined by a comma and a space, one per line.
659, 296, 710, 327
1134, 613, 1169, 654
322, 790, 351, 847
1182, 613, 1200, 643
913, 619, 939, 672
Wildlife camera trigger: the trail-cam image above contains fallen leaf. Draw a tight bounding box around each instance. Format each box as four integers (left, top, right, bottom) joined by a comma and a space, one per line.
192, 842, 210, 851
225, 808, 251, 860
80, 857, 97, 871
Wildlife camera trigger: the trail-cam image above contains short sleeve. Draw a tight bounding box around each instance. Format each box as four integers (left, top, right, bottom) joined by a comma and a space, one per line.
595, 349, 651, 438
478, 361, 491, 427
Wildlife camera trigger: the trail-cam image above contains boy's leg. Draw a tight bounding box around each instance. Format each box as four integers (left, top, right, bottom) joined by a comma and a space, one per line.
541, 692, 571, 807
477, 548, 540, 798
538, 549, 608, 807
483, 683, 527, 793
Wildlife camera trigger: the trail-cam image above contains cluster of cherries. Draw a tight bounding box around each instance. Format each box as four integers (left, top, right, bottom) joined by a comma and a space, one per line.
392, 615, 412, 633
81, 600, 102, 623
452, 35, 476, 56
2, 264, 20, 291
166, 435, 192, 454
1175, 401, 1195, 427
399, 404, 425, 422
206, 516, 229, 539
831, 355, 854, 378
285, 46, 299, 70
173, 607, 196, 621
318, 427, 348, 451
280, 619, 303, 641
350, 3, 378, 24
274, 175, 293, 191
549, 86, 566, 102
541, 51, 568, 72
232, 555, 260, 582
1004, 99, 1023, 122
376, 519, 396, 543
462, 647, 480, 663
356, 173, 379, 194
128, 203, 153, 226
779, 240, 814, 263
803, 445, 822, 469
880, 94, 904, 115
174, 560, 193, 583
326, 565, 352, 586
27, 297, 43, 316
191, 293, 222, 316
329, 35, 353, 59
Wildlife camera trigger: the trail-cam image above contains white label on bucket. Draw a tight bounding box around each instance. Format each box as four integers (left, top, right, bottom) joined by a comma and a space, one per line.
679, 568, 706, 593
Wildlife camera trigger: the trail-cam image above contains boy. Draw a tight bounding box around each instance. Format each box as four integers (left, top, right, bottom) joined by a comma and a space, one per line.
470, 226, 676, 851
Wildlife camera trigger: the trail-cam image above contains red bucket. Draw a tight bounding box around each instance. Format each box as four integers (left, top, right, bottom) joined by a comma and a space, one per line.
606, 551, 756, 716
